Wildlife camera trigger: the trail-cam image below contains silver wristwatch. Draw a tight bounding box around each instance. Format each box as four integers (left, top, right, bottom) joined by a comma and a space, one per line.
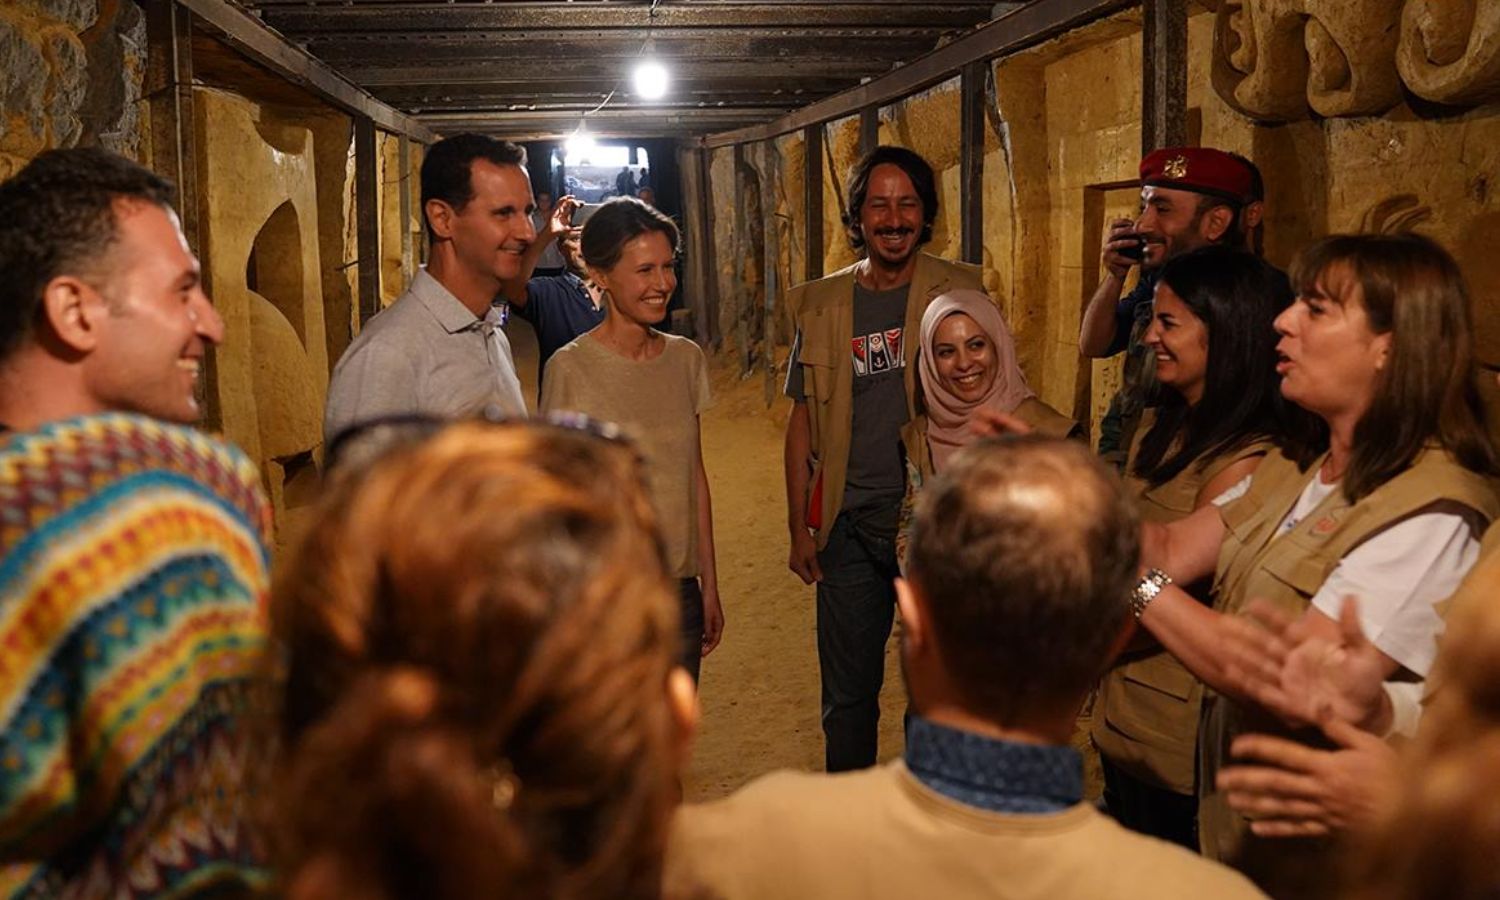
1129, 568, 1173, 620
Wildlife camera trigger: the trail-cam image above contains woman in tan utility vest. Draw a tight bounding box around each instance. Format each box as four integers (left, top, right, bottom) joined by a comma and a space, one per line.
1090, 246, 1293, 850
1125, 233, 1500, 895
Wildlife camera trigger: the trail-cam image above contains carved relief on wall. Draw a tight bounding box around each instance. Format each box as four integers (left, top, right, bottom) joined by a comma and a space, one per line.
1212, 0, 1500, 122
1397, 1, 1500, 107
194, 88, 331, 550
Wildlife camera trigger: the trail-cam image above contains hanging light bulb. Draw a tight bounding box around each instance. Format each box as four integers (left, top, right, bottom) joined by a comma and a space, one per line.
634, 58, 670, 100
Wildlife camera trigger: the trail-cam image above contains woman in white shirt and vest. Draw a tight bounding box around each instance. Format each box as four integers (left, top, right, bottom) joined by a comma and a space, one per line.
1129, 233, 1500, 895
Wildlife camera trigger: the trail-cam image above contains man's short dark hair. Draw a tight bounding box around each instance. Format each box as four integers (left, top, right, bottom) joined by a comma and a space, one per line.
842, 145, 938, 252
0, 148, 176, 364
906, 437, 1140, 725
419, 134, 528, 240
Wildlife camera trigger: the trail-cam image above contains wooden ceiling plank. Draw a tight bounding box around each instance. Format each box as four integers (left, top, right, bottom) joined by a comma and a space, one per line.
702, 0, 1136, 147
177, 0, 436, 140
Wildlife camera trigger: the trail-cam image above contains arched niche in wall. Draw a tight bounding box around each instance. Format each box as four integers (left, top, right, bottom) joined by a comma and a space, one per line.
246, 199, 322, 529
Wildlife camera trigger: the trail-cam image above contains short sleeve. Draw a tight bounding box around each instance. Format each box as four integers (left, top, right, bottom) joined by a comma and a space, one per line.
784, 328, 806, 401
323, 339, 419, 443
1309, 512, 1482, 676
689, 344, 712, 416
539, 347, 578, 414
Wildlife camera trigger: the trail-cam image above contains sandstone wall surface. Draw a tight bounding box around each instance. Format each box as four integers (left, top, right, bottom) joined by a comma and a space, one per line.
0, 0, 144, 178
708, 3, 1500, 443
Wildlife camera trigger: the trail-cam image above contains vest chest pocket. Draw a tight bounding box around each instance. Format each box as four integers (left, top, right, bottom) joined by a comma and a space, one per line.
796, 322, 841, 405
1241, 539, 1335, 616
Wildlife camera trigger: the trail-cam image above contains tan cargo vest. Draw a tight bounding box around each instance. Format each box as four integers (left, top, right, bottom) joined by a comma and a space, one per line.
1197, 447, 1500, 863
1091, 411, 1270, 795
788, 253, 982, 549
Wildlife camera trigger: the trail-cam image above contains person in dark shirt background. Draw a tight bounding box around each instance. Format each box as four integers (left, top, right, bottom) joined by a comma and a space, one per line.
500, 193, 606, 392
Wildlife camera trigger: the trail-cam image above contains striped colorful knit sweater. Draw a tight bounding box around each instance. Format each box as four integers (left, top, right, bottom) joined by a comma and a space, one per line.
0, 414, 273, 898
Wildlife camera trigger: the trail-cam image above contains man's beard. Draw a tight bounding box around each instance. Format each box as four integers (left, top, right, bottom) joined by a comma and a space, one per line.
865, 226, 918, 268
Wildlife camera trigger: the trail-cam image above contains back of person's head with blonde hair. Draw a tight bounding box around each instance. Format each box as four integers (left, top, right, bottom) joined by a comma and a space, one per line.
270, 421, 690, 900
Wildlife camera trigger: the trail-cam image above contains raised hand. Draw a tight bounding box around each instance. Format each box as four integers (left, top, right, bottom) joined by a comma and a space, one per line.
1219, 596, 1391, 731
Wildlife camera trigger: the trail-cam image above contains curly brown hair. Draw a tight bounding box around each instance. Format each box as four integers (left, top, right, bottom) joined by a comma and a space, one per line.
269, 421, 683, 900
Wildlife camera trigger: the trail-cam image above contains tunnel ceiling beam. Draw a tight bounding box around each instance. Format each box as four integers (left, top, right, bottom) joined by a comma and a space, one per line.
257, 4, 993, 34
176, 0, 435, 141
298, 34, 936, 67
702, 0, 1137, 148
231, 0, 997, 138
352, 60, 889, 87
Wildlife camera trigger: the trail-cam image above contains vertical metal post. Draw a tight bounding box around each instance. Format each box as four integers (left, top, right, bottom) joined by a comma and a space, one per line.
678, 142, 714, 346
760, 143, 780, 406
697, 147, 721, 347
146, 0, 219, 428
355, 117, 381, 325
732, 143, 750, 374
803, 124, 824, 282
859, 106, 879, 156
1142, 0, 1188, 153
146, 0, 201, 255
959, 60, 986, 266
398, 134, 414, 287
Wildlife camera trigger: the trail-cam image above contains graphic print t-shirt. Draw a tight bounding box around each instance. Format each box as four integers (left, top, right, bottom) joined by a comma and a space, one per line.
785, 282, 911, 512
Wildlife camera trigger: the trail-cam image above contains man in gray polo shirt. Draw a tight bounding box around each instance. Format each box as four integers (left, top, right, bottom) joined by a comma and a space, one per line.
324, 134, 535, 441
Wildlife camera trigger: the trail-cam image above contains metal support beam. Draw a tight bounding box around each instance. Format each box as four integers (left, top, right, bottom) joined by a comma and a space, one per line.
959, 61, 986, 266
703, 0, 1134, 148
859, 107, 879, 156
176, 0, 435, 141
760, 144, 781, 407
678, 143, 718, 347
803, 125, 824, 282
398, 134, 414, 286
1142, 0, 1187, 153
697, 148, 721, 347
733, 144, 751, 374
259, 4, 992, 34
355, 118, 381, 325
145, 0, 219, 429
145, 0, 201, 253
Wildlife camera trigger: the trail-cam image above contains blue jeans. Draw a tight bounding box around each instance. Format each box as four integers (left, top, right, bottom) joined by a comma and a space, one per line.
816, 503, 900, 772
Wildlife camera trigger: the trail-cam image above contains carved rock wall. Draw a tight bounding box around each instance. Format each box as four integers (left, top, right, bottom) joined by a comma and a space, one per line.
195, 88, 332, 552
1214, 0, 1500, 121
729, 3, 1500, 435
0, 0, 145, 178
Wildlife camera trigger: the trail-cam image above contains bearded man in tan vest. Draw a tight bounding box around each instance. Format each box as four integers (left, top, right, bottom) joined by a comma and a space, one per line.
783, 145, 983, 772
671, 437, 1266, 900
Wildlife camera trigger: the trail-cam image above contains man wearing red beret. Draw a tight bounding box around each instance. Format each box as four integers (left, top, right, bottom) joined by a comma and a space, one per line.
1078, 147, 1266, 466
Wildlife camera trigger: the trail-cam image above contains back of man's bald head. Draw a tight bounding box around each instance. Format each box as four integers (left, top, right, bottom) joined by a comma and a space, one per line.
906, 437, 1140, 727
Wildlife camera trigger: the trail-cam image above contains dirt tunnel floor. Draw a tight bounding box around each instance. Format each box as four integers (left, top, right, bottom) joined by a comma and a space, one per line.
511, 318, 906, 801
512, 318, 1100, 801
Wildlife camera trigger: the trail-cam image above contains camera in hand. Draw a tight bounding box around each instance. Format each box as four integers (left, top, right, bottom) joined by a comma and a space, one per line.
1116, 234, 1148, 262
570, 203, 598, 228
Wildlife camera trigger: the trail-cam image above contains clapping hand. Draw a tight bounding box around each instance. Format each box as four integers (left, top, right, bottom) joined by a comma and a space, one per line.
1219, 596, 1391, 732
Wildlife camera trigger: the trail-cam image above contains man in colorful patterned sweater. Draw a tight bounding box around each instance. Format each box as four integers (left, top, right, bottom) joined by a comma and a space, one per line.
0, 149, 271, 897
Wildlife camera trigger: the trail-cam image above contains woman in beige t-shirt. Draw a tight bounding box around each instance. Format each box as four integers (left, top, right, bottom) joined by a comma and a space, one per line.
541, 197, 724, 681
